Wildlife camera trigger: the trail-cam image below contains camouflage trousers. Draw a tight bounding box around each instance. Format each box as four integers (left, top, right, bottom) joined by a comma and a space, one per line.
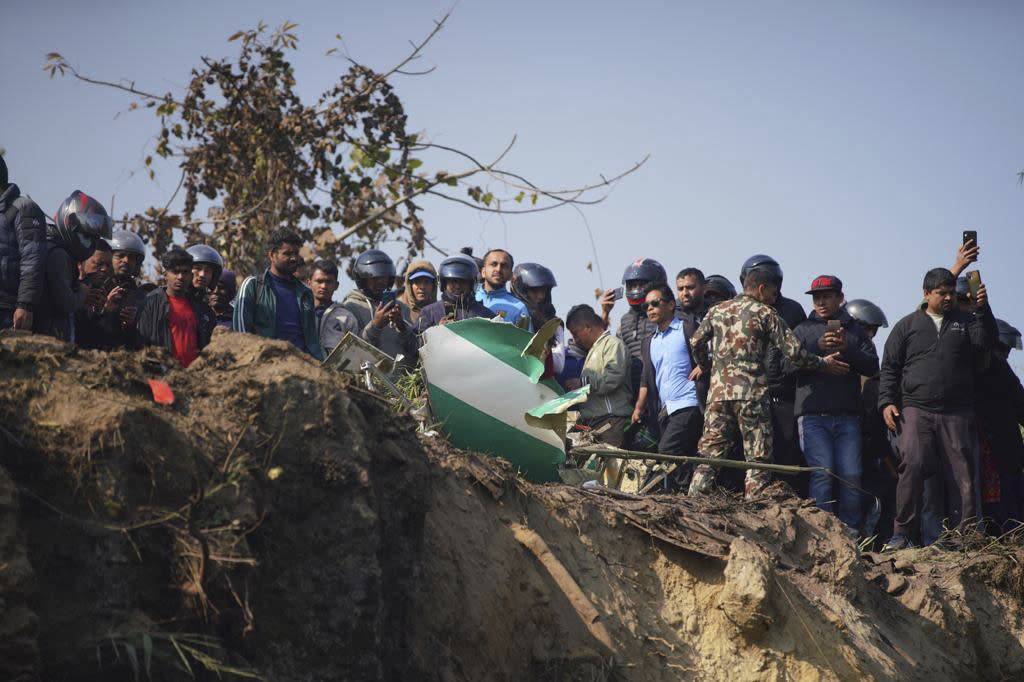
688, 398, 773, 498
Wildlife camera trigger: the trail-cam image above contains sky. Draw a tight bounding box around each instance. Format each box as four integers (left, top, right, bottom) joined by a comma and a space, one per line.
3, 1, 1023, 371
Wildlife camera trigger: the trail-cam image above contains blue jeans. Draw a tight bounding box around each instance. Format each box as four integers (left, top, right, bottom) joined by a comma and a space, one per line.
798, 415, 862, 529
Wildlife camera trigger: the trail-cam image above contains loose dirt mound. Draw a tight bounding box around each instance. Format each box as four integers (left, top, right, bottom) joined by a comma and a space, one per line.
2, 329, 1023, 681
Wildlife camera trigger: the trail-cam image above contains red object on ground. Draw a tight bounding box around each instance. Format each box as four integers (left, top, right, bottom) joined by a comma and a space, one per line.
148, 379, 175, 405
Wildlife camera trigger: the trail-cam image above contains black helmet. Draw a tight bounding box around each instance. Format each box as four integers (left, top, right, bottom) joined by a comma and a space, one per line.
996, 319, 1023, 351
186, 244, 225, 280
622, 258, 667, 304
621, 258, 667, 285
514, 263, 557, 289
50, 190, 113, 262
740, 254, 783, 286
354, 249, 396, 280
845, 299, 889, 328
108, 229, 146, 258
438, 254, 479, 283
703, 274, 737, 300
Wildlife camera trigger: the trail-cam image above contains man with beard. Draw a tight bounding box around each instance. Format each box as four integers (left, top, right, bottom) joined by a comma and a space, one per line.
675, 267, 710, 407
476, 249, 529, 327
879, 268, 996, 550
75, 229, 148, 349
233, 228, 323, 360
415, 254, 494, 333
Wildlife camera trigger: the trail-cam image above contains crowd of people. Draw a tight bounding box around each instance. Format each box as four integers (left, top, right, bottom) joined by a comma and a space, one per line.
2, 155, 1023, 552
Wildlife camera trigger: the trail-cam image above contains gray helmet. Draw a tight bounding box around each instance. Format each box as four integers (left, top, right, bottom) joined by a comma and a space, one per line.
514, 262, 557, 289
186, 244, 224, 283
108, 229, 146, 258
845, 299, 889, 328
740, 254, 783, 286
438, 254, 479, 283
996, 319, 1023, 351
354, 249, 396, 280
704, 274, 737, 300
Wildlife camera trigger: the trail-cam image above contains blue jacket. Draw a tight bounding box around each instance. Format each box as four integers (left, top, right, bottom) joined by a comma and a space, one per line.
476, 286, 530, 326
0, 184, 47, 312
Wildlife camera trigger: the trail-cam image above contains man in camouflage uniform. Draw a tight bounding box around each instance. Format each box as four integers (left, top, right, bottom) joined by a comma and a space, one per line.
687, 268, 849, 498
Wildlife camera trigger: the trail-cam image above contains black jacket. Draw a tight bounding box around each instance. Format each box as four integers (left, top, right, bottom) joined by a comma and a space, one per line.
136, 288, 216, 356
766, 294, 807, 400
793, 311, 879, 416
33, 243, 86, 341
75, 278, 148, 350
0, 184, 47, 312
977, 355, 1024, 475
879, 305, 996, 413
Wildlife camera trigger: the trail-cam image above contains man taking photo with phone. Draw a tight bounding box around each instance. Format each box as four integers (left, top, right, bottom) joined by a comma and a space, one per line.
793, 276, 879, 532
878, 267, 997, 550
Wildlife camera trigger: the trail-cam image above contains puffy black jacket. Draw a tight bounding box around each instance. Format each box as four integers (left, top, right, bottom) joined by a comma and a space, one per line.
879, 305, 996, 413
766, 294, 806, 400
793, 311, 879, 416
0, 184, 47, 311
617, 306, 658, 401
136, 288, 216, 355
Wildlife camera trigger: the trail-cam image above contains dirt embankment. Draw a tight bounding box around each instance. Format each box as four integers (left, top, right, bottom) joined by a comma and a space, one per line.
2, 329, 1024, 681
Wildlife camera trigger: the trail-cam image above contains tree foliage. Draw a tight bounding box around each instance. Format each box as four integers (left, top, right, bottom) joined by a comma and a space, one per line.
45, 15, 646, 275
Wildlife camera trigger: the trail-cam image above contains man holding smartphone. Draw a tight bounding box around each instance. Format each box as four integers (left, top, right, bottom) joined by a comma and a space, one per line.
878, 267, 997, 550
793, 276, 879, 532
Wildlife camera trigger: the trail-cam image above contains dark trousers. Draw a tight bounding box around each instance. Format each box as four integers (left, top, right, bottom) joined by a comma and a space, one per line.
894, 406, 978, 540
659, 406, 703, 490
771, 398, 808, 496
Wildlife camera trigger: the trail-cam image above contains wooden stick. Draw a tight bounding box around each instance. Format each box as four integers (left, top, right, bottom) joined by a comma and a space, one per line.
573, 445, 822, 476
510, 523, 616, 653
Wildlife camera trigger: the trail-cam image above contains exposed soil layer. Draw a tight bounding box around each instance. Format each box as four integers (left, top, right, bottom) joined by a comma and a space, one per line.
2, 329, 1023, 681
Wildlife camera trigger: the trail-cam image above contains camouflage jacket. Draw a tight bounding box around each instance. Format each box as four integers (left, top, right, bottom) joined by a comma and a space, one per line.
690, 294, 825, 403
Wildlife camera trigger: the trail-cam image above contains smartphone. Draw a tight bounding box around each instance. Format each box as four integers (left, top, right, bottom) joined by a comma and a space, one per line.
966, 270, 982, 301
380, 289, 397, 305
963, 230, 978, 248
611, 287, 624, 301
827, 319, 841, 332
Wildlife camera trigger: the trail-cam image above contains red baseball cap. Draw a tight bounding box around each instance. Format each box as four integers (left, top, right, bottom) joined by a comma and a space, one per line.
806, 275, 843, 295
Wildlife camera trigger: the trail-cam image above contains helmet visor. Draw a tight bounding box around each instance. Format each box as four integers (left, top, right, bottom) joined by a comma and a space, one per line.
74, 212, 114, 239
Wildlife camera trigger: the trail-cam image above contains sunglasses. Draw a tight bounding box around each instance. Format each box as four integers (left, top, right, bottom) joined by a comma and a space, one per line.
640, 298, 671, 311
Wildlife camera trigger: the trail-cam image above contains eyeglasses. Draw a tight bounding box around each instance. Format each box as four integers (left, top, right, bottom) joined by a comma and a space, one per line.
640, 298, 671, 311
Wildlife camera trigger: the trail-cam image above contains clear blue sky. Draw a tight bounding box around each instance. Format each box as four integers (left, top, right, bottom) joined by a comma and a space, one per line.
3, 1, 1022, 370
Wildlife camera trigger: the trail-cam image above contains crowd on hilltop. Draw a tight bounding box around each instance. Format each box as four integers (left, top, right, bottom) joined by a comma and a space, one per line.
3, 156, 1023, 552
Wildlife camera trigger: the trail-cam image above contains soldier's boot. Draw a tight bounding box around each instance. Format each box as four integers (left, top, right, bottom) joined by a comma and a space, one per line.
743, 469, 771, 499
688, 464, 716, 496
